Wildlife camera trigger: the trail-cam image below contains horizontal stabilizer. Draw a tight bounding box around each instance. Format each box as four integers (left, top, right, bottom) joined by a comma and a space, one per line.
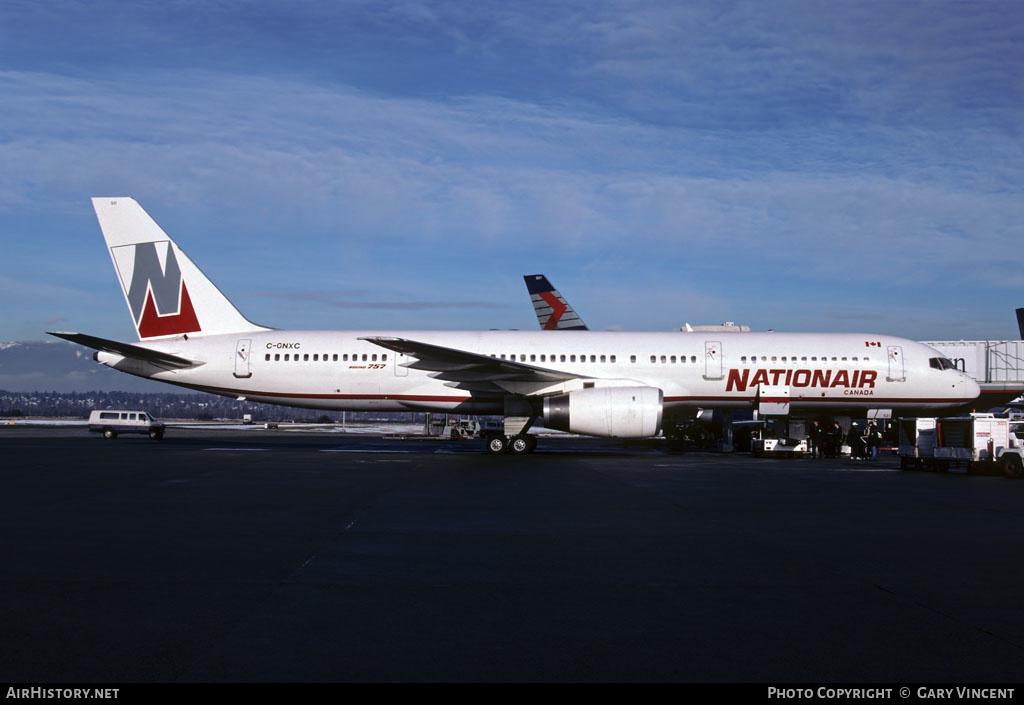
47, 331, 200, 369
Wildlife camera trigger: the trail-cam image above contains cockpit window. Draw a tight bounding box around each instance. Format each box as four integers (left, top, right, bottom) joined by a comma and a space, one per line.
929, 357, 957, 371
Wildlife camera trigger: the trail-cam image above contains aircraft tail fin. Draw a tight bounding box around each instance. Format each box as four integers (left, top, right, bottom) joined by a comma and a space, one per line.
1017, 308, 1024, 339
523, 274, 588, 330
92, 198, 269, 341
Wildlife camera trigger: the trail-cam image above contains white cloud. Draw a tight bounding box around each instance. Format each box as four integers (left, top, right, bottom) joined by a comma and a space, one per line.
1, 0, 1022, 340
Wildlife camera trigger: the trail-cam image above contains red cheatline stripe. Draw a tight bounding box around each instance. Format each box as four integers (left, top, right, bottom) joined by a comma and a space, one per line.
187, 382, 475, 402
664, 395, 974, 404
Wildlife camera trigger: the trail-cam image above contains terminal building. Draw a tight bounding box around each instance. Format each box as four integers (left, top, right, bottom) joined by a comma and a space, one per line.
922, 310, 1024, 408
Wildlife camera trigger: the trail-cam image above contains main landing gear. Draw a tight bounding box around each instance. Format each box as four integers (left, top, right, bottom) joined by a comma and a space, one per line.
486, 433, 538, 455
487, 398, 540, 455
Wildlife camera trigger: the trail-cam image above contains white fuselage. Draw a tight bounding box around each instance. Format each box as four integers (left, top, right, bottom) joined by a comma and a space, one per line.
98, 329, 979, 418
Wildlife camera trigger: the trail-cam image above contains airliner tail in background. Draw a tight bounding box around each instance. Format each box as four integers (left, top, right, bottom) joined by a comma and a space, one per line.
523, 274, 588, 330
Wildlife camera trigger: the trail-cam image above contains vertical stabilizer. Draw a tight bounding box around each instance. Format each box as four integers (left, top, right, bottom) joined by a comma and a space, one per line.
93, 198, 269, 340
523, 274, 588, 330
1017, 308, 1024, 339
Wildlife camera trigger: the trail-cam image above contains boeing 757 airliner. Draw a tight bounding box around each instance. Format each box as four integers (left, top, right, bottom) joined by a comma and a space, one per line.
50, 198, 979, 454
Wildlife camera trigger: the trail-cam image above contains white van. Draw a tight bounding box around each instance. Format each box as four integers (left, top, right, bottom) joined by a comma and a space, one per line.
88, 410, 165, 440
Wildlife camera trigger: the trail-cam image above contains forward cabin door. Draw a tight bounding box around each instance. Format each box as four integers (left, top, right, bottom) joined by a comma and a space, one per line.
887, 345, 905, 382
704, 341, 723, 380
234, 339, 252, 378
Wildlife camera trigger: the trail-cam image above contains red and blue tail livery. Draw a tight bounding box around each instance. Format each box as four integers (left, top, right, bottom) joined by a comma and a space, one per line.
523, 274, 588, 330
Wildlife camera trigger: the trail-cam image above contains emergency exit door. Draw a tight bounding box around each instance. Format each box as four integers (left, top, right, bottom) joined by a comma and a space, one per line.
394, 351, 409, 377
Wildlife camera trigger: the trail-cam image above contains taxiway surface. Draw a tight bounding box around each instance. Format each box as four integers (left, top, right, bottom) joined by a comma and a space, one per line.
1, 427, 1022, 682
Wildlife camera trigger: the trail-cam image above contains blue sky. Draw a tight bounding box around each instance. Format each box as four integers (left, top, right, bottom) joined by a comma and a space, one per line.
1, 0, 1022, 343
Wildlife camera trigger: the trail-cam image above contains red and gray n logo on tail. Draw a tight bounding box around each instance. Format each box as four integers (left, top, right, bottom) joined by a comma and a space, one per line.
523, 274, 588, 331
94, 198, 269, 341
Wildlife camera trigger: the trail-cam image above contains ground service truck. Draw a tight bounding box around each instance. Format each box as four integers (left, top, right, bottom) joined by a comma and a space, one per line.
906, 414, 1024, 478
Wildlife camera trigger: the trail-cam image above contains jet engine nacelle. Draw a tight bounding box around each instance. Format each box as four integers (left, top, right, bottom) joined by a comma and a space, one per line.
542, 386, 663, 438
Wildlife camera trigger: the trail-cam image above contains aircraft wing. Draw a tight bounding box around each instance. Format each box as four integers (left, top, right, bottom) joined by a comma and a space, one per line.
360, 336, 582, 392
47, 331, 201, 369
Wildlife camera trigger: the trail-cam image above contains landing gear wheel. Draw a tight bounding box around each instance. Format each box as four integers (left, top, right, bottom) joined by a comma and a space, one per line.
487, 435, 508, 455
509, 435, 533, 455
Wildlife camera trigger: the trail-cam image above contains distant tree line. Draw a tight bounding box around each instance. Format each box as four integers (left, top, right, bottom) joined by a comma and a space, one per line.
0, 390, 426, 423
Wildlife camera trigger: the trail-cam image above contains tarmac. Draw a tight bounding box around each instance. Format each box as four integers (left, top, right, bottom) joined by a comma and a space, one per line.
1, 426, 1022, 683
